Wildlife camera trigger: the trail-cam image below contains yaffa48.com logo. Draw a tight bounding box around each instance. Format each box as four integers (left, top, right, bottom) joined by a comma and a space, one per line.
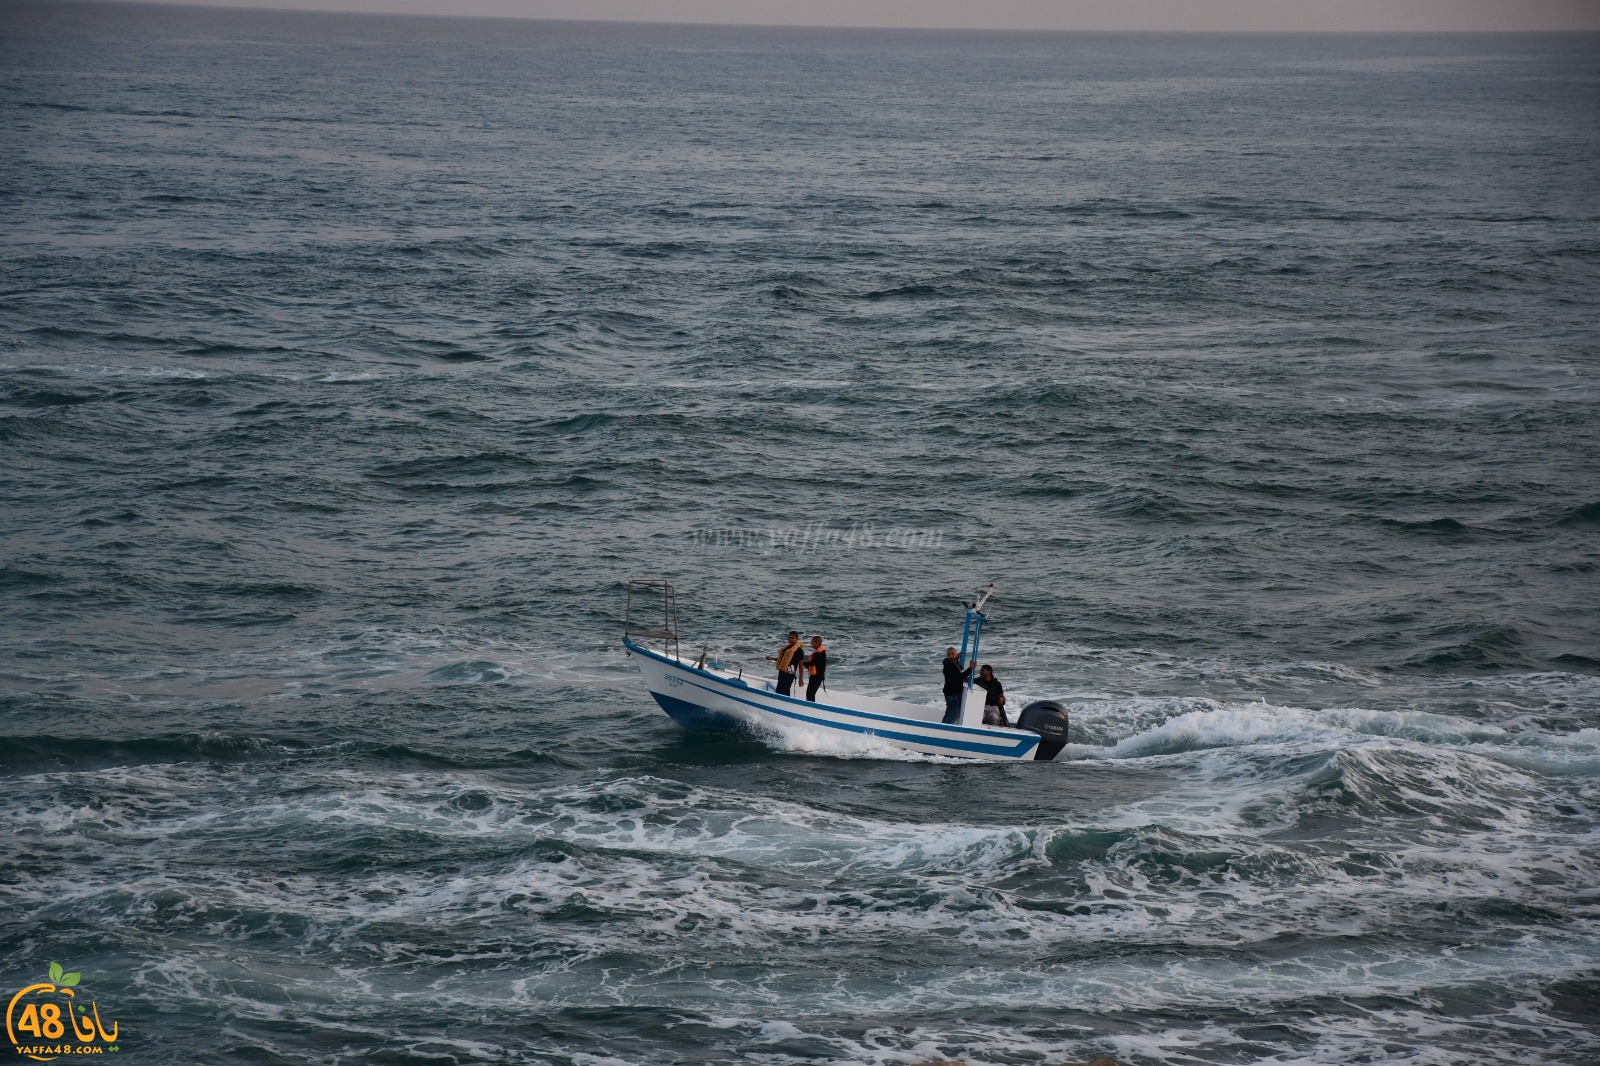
6, 962, 120, 1061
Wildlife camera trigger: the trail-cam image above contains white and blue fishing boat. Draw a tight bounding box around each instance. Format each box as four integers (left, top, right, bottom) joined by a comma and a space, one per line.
622, 581, 1069, 761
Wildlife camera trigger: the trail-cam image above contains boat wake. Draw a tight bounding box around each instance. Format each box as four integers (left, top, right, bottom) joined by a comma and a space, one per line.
755, 716, 975, 763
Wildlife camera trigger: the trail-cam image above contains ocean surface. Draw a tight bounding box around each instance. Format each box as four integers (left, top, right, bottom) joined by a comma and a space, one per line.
2, 3, 1599, 1063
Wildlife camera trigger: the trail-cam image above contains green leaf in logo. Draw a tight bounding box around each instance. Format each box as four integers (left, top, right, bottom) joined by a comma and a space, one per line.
62, 972, 81, 987
48, 962, 63, 983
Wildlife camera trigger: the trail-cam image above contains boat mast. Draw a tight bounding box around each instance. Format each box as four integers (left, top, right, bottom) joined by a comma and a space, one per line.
959, 583, 995, 693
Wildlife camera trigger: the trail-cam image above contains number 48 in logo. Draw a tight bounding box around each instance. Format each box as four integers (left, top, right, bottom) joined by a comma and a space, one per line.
6, 962, 120, 1061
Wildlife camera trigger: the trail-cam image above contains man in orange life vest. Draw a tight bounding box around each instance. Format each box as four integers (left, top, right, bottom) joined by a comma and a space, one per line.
804, 635, 826, 701
766, 631, 806, 697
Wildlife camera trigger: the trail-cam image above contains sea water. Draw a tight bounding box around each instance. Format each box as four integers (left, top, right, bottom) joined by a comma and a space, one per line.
2, 3, 1598, 1063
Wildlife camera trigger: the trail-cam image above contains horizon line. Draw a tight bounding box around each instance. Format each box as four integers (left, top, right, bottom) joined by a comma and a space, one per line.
59, 0, 1600, 36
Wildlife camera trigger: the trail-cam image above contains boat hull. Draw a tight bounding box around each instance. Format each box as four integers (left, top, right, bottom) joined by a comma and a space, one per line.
625, 639, 1042, 761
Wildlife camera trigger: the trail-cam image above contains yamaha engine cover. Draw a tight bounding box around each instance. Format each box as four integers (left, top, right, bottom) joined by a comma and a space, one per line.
1017, 700, 1069, 761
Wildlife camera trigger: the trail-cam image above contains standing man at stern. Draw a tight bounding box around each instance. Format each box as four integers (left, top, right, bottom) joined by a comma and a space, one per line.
941, 646, 973, 724
767, 631, 806, 697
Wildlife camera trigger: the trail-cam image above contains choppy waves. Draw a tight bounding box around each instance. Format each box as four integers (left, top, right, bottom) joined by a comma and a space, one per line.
6, 659, 1599, 1060
4, 5, 1600, 1063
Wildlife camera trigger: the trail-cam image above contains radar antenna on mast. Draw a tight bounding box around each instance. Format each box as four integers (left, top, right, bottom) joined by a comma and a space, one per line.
972, 582, 996, 613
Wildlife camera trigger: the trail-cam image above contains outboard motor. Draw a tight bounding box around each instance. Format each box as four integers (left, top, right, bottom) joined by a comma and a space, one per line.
1017, 700, 1070, 761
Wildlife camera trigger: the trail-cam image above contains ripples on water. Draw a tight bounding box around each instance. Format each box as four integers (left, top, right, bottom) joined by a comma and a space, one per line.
2, 2, 1598, 1063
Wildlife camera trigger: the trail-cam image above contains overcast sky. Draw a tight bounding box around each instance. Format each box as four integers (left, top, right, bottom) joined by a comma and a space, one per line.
108, 1, 1600, 32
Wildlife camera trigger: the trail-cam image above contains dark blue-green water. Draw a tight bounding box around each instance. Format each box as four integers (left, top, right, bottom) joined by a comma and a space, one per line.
3, 2, 1599, 1063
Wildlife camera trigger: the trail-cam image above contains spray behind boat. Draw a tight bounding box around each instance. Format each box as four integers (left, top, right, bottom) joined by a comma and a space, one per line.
959, 583, 1068, 761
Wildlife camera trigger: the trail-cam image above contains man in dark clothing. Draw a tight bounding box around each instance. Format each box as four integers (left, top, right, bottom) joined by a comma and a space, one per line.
804, 635, 826, 702
941, 646, 973, 724
766, 631, 805, 697
975, 664, 1007, 726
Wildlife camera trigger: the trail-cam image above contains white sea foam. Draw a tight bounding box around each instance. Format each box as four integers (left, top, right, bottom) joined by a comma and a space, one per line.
0, 362, 211, 380
755, 716, 970, 763
1065, 697, 1600, 774
8, 760, 1593, 973
7, 744, 1596, 1066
